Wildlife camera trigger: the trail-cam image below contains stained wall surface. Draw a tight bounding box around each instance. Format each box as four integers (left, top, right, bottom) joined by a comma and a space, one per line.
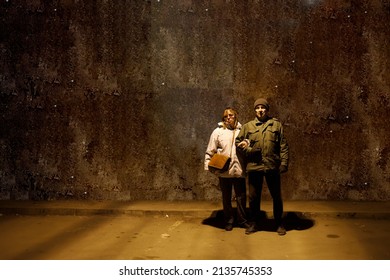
1, 0, 389, 201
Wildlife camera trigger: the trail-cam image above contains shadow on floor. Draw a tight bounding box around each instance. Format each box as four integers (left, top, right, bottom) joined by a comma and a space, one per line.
202, 209, 315, 232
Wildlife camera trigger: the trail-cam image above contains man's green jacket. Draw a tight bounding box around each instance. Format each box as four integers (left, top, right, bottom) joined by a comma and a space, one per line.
236, 117, 289, 173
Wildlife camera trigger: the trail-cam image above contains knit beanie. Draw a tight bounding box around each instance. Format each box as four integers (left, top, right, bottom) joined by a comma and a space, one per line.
254, 98, 269, 110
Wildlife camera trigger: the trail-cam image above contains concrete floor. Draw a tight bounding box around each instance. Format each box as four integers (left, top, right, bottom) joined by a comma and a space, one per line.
0, 209, 389, 260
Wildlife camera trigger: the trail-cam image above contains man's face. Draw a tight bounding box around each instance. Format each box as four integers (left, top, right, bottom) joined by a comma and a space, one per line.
255, 105, 268, 121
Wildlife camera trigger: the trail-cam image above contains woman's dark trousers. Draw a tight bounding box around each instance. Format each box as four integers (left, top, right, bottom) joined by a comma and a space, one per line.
219, 177, 247, 225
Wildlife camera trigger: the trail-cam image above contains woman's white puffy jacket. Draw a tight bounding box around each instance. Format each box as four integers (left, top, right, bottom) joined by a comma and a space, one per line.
204, 122, 245, 178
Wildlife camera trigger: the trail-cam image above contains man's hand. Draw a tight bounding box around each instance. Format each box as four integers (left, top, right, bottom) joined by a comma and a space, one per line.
279, 165, 288, 174
237, 140, 249, 148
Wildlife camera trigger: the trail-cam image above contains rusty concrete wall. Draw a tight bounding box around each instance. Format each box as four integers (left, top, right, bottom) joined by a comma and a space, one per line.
0, 0, 389, 201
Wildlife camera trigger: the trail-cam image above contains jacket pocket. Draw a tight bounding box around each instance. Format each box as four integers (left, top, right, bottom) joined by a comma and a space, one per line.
247, 129, 260, 142
265, 128, 279, 142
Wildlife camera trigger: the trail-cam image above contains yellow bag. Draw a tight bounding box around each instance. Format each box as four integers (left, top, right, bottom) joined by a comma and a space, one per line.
208, 154, 231, 172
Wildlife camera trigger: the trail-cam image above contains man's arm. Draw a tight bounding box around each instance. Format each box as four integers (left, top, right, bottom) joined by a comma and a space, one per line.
235, 125, 250, 149
279, 125, 289, 171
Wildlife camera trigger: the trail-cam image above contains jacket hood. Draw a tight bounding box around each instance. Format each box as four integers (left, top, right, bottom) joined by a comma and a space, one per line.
217, 122, 242, 129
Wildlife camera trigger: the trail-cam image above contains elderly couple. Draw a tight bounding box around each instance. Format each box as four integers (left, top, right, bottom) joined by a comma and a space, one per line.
204, 98, 289, 235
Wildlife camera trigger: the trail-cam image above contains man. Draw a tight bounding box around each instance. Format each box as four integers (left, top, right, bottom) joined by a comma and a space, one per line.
236, 98, 289, 235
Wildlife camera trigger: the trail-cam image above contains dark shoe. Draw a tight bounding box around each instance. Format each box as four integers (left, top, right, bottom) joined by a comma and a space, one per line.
225, 223, 233, 231
240, 222, 251, 229
245, 223, 256, 235
277, 225, 286, 236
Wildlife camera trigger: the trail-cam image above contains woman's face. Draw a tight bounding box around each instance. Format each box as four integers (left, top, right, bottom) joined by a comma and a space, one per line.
224, 110, 236, 127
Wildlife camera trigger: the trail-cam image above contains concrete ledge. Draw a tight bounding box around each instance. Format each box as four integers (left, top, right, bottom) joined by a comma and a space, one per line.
0, 200, 389, 219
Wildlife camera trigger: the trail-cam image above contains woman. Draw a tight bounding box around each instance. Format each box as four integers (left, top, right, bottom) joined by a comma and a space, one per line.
204, 107, 249, 231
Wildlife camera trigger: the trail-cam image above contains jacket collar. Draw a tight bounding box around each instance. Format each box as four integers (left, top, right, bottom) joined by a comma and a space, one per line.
255, 117, 273, 126
217, 122, 242, 130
